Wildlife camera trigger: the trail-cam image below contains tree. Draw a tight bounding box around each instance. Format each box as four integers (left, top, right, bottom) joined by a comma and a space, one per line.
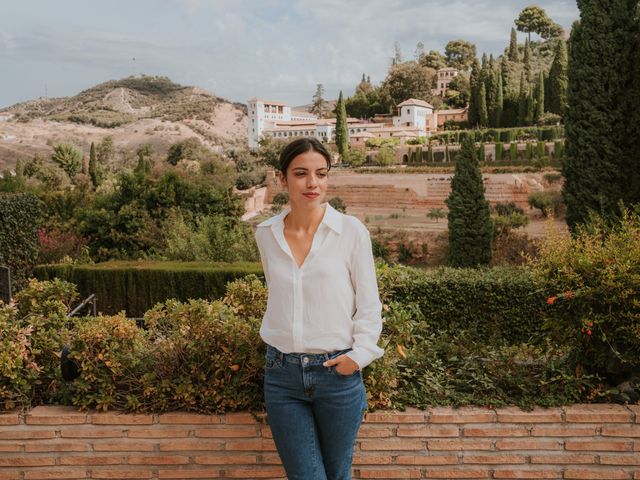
445, 136, 492, 267
523, 39, 532, 83
311, 84, 326, 118
88, 142, 101, 188
515, 5, 562, 42
96, 136, 114, 165
468, 59, 481, 126
381, 61, 436, 106
548, 40, 568, 116
446, 74, 471, 108
563, 0, 638, 230
444, 40, 477, 71
508, 28, 519, 61
334, 91, 349, 160
494, 71, 504, 128
517, 72, 527, 125
535, 71, 545, 123
51, 143, 82, 180
478, 83, 488, 127
422, 50, 447, 70
414, 42, 425, 63
355, 74, 373, 95
392, 41, 403, 65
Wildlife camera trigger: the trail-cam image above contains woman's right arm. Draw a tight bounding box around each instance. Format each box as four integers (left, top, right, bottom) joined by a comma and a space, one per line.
255, 228, 271, 285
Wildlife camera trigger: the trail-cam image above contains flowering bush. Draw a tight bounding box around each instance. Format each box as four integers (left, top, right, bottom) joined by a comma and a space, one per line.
531, 208, 640, 385
37, 227, 89, 264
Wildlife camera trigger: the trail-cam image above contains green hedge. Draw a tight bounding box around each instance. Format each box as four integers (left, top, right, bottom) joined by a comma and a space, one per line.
0, 193, 42, 288
377, 264, 547, 344
33, 261, 263, 317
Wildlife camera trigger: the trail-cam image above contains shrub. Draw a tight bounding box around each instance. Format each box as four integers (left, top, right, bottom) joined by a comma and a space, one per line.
37, 228, 90, 265
0, 193, 42, 288
528, 191, 563, 217
328, 196, 346, 213
374, 145, 396, 166
531, 208, 640, 388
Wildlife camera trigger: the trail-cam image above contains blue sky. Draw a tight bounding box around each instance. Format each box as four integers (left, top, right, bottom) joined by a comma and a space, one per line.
0, 0, 579, 108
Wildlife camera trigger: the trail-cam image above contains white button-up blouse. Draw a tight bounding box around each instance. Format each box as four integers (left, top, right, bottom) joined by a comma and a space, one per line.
254, 203, 384, 370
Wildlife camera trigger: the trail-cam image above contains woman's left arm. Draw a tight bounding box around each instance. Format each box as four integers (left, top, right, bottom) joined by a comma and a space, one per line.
344, 229, 385, 370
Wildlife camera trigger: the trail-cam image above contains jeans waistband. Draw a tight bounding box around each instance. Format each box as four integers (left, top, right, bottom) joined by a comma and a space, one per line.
266, 344, 352, 365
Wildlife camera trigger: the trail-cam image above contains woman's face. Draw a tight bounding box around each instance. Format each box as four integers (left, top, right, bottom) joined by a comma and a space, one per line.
280, 150, 329, 208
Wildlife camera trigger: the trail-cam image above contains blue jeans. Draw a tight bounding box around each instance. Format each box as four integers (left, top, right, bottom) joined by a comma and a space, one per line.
264, 344, 368, 480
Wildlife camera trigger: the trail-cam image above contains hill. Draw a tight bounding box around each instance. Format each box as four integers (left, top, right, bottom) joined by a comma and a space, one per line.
0, 76, 247, 170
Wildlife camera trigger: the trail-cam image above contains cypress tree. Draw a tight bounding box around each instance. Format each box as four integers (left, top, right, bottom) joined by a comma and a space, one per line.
81, 155, 88, 175
446, 136, 492, 267
535, 71, 545, 123
548, 40, 568, 116
468, 58, 481, 127
509, 28, 519, 62
523, 38, 532, 83
494, 71, 504, 128
88, 141, 100, 188
517, 72, 527, 126
500, 56, 510, 94
563, 0, 636, 230
525, 88, 535, 126
335, 91, 349, 160
478, 83, 488, 127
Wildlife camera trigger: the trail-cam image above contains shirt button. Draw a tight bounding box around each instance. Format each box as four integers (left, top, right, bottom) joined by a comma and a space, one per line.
303, 357, 309, 364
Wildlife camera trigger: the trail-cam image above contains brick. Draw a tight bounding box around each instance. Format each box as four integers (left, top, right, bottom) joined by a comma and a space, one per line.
0, 471, 21, 480
463, 425, 529, 437
424, 468, 490, 478
496, 407, 563, 423
358, 468, 422, 478
224, 467, 286, 478
352, 454, 394, 465
257, 453, 282, 465
224, 413, 259, 425
0, 442, 22, 452
628, 404, 640, 423
0, 411, 20, 425
260, 426, 273, 438
60, 455, 123, 465
396, 454, 458, 465
496, 438, 563, 450
159, 413, 223, 424
463, 454, 527, 464
127, 428, 190, 438
427, 439, 493, 451
564, 404, 632, 423
25, 441, 90, 452
60, 427, 124, 438
224, 439, 277, 451
91, 412, 153, 425
0, 457, 56, 466
600, 454, 640, 465
531, 425, 598, 437
635, 441, 640, 451
25, 406, 87, 425
92, 470, 154, 479
194, 427, 258, 438
0, 429, 55, 440
565, 440, 633, 451
397, 425, 459, 437
159, 439, 225, 451
357, 426, 394, 438
530, 453, 596, 464
92, 440, 156, 452
23, 470, 87, 479
359, 439, 425, 451
428, 407, 495, 424
363, 409, 426, 424
194, 454, 257, 465
126, 455, 189, 465
602, 425, 640, 437
493, 468, 564, 479
564, 468, 631, 479
158, 470, 222, 479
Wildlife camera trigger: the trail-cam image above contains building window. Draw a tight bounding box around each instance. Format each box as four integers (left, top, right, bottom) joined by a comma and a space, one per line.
406, 109, 410, 114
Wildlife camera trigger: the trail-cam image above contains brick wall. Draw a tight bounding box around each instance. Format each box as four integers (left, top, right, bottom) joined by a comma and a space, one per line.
1, 404, 639, 479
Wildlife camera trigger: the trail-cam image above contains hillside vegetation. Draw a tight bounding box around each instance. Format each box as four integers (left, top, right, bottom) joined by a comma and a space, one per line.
3, 76, 245, 128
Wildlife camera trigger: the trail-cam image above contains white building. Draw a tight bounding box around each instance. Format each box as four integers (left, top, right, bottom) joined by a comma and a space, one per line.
247, 98, 317, 148
392, 99, 434, 132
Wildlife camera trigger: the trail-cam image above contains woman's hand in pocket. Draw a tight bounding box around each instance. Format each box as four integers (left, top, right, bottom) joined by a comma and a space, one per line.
323, 355, 359, 376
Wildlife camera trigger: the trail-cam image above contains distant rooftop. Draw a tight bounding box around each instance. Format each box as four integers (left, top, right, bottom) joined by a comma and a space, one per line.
397, 98, 434, 109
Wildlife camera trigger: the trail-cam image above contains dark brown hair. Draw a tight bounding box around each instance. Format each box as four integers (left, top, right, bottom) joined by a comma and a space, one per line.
278, 138, 332, 175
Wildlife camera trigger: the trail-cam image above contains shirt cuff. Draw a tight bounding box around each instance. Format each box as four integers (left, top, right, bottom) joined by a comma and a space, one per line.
345, 345, 384, 371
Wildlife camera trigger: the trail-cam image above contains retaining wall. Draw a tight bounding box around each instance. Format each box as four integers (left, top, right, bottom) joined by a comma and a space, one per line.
1, 404, 639, 479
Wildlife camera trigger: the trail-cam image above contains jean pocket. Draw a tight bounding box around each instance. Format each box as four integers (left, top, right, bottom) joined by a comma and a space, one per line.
264, 347, 282, 370
332, 366, 360, 378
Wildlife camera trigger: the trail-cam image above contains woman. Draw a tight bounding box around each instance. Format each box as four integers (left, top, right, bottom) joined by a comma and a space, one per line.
254, 137, 384, 480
